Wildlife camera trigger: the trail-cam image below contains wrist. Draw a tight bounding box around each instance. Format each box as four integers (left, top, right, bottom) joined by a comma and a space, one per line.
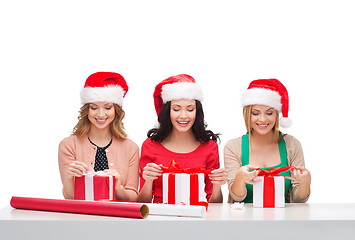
235, 170, 246, 184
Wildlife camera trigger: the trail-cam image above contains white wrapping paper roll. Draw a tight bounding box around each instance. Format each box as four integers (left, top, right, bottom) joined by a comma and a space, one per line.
145, 203, 206, 218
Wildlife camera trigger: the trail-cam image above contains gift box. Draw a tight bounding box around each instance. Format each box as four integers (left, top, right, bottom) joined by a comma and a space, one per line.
74, 171, 115, 201
252, 166, 294, 208
161, 160, 212, 207
162, 173, 206, 205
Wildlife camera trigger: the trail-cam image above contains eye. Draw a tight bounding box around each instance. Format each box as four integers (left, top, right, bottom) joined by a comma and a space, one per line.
187, 108, 195, 112
252, 112, 259, 116
105, 107, 112, 110
266, 112, 273, 116
90, 107, 97, 110
172, 108, 180, 112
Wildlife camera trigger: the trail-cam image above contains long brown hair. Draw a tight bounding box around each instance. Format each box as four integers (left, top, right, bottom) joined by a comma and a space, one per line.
148, 100, 220, 143
243, 105, 285, 143
73, 103, 127, 139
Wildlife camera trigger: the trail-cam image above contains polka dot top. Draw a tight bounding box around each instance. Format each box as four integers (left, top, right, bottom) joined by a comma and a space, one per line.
88, 137, 113, 172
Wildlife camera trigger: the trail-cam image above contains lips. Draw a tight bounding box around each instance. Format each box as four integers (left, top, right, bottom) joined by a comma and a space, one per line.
96, 118, 108, 124
256, 123, 269, 129
177, 121, 190, 127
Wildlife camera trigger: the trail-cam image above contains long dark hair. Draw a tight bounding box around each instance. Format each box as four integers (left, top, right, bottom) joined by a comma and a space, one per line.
147, 100, 220, 143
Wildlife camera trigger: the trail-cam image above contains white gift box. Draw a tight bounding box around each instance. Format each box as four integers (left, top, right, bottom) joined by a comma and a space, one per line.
253, 175, 285, 208
162, 173, 207, 205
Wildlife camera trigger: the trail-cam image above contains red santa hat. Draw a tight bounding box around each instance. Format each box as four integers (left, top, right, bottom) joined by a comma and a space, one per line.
153, 74, 204, 116
241, 78, 292, 128
80, 72, 128, 106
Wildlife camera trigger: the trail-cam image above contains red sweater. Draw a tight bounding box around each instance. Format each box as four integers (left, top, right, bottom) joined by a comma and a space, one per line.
139, 138, 220, 203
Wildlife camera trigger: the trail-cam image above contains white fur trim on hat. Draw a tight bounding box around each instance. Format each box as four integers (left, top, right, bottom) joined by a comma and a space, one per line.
80, 86, 125, 106
241, 88, 282, 112
279, 117, 292, 128
161, 82, 204, 103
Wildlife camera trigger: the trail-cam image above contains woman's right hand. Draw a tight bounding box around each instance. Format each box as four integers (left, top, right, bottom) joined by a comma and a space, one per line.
142, 163, 163, 182
237, 165, 261, 185
67, 161, 91, 178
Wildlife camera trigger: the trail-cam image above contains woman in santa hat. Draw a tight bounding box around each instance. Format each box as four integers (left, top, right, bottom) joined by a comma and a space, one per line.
224, 79, 311, 203
137, 74, 227, 203
58, 72, 139, 201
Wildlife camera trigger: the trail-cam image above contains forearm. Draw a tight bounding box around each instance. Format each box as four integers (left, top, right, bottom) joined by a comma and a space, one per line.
294, 181, 311, 202
115, 185, 137, 201
137, 181, 154, 203
230, 171, 247, 199
62, 176, 75, 199
209, 185, 223, 203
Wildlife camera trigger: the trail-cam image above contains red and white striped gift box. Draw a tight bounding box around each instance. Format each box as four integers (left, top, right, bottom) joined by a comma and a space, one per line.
74, 171, 115, 201
162, 173, 207, 206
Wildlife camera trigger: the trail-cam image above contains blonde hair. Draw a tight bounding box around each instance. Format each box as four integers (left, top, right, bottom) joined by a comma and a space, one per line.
243, 105, 284, 143
73, 103, 127, 139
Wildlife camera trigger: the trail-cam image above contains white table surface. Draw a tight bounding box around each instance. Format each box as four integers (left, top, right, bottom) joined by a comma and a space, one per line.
1, 203, 355, 240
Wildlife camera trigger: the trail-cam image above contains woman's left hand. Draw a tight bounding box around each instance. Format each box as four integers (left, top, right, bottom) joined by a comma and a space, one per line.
289, 166, 311, 185
104, 169, 122, 187
208, 168, 228, 185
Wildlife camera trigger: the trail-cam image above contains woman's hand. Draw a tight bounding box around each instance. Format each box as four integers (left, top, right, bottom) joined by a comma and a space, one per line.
142, 163, 162, 182
67, 161, 91, 178
104, 169, 122, 187
289, 166, 311, 184
209, 168, 227, 185
237, 165, 261, 185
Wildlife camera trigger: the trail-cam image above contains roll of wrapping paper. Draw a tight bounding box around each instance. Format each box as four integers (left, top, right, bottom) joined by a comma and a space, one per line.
10, 196, 149, 219
145, 203, 206, 217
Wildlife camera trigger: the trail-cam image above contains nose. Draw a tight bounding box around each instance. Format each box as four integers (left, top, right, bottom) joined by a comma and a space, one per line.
98, 108, 106, 117
259, 113, 266, 121
180, 110, 188, 118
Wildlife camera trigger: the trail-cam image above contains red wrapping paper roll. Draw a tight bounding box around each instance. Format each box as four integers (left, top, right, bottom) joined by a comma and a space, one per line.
10, 196, 149, 219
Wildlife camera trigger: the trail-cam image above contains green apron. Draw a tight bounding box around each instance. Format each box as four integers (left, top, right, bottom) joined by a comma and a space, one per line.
241, 134, 291, 203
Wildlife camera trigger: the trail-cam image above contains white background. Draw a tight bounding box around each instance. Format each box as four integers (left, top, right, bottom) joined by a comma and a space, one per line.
1, 0, 354, 207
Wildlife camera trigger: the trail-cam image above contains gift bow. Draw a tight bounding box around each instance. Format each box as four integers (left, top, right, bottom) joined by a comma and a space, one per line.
160, 160, 214, 175
255, 166, 295, 177
85, 170, 111, 176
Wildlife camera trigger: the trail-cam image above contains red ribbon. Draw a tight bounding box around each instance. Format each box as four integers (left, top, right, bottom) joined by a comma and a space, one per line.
160, 160, 213, 175
163, 160, 211, 209
254, 166, 294, 208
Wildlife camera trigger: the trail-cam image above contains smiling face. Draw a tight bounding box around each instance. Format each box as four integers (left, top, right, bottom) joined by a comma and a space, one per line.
88, 102, 115, 131
250, 104, 278, 136
170, 99, 196, 134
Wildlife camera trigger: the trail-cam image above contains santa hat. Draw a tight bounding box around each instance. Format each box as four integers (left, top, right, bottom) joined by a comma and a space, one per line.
241, 78, 292, 128
153, 74, 204, 116
80, 72, 128, 106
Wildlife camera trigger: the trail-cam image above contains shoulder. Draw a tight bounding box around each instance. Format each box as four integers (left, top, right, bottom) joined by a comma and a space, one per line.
141, 138, 160, 152
203, 139, 218, 148
225, 137, 242, 147
224, 137, 242, 152
59, 135, 81, 148
198, 140, 219, 154
113, 137, 139, 152
142, 138, 159, 147
283, 134, 302, 148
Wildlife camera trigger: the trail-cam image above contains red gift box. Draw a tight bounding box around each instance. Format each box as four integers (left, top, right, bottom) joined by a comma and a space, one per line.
74, 171, 115, 201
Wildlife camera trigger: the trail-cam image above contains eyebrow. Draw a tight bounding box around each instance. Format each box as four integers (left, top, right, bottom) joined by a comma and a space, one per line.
252, 108, 274, 112
172, 104, 195, 108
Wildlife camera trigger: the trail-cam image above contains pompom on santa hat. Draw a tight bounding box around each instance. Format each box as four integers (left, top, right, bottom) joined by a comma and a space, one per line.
153, 74, 204, 116
241, 78, 292, 128
80, 72, 128, 106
